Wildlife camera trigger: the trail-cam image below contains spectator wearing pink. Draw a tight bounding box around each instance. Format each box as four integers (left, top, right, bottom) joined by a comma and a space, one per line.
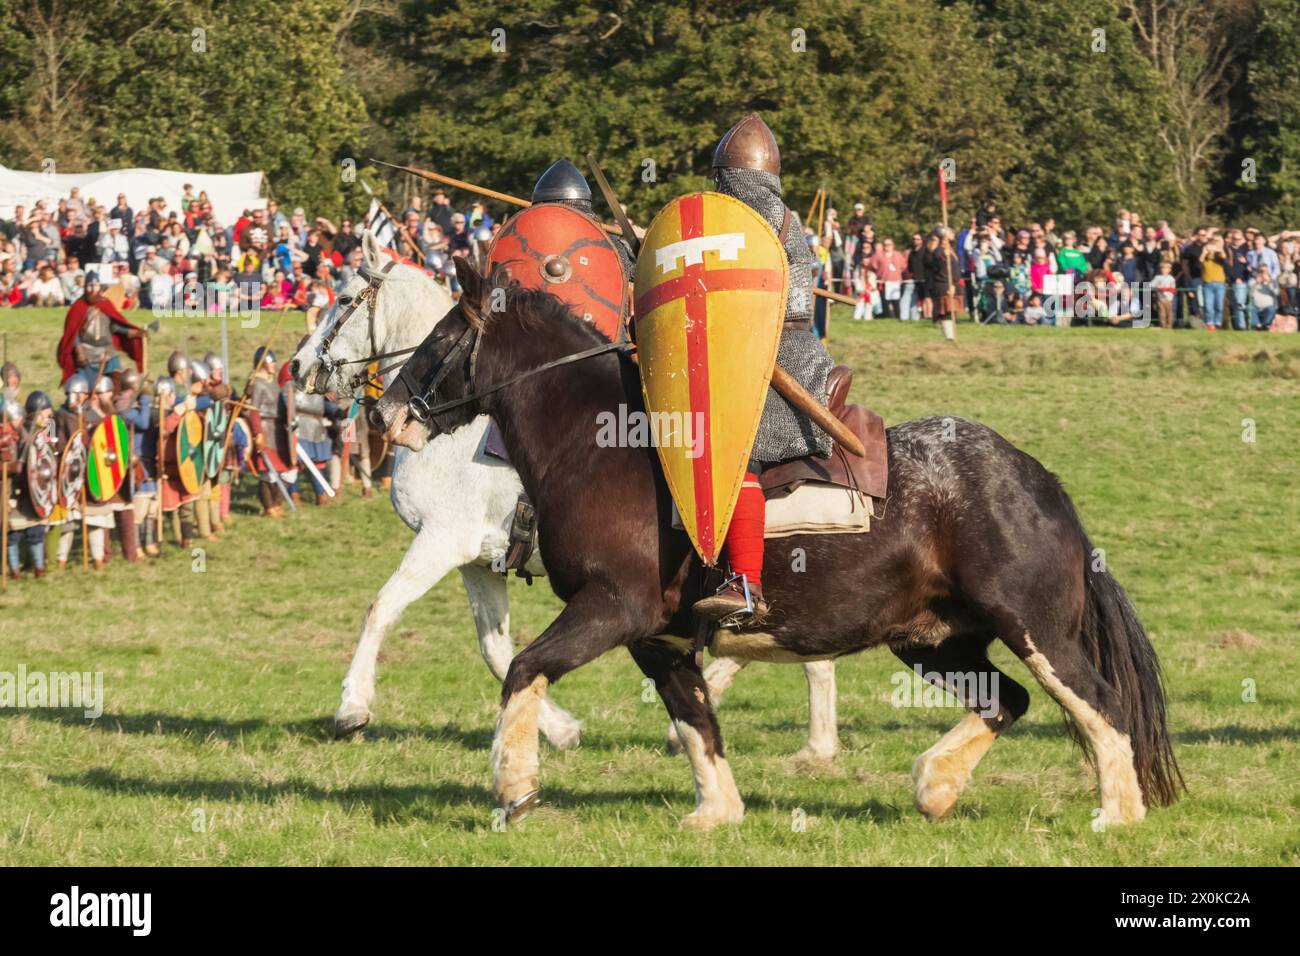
868, 238, 906, 319
261, 270, 292, 309
1029, 247, 1055, 294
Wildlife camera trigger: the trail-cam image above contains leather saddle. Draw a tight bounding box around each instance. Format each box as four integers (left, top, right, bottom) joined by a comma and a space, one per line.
759, 365, 888, 501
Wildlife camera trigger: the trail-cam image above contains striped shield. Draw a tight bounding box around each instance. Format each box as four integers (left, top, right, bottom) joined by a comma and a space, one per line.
174, 410, 205, 493
633, 192, 787, 565
87, 414, 131, 501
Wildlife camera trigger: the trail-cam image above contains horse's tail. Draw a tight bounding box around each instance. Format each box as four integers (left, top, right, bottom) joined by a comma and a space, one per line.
1078, 541, 1185, 807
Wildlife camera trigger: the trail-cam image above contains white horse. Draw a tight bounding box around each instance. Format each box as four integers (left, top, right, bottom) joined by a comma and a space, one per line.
292, 231, 840, 760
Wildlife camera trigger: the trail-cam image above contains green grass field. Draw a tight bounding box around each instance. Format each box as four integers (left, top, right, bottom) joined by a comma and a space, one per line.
1, 305, 1297, 865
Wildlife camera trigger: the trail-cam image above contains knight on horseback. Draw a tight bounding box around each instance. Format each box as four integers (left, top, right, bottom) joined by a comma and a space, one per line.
692, 113, 835, 624
530, 159, 636, 280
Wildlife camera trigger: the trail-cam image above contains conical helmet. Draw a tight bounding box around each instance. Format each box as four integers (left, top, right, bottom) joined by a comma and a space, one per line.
712, 112, 781, 176
531, 160, 592, 204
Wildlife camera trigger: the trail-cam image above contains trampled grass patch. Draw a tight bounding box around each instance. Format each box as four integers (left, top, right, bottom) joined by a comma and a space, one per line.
1, 307, 1296, 865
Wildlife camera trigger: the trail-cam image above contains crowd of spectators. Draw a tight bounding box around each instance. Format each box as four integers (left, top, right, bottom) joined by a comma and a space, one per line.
5, 185, 1298, 334
811, 200, 1300, 332
0, 184, 491, 319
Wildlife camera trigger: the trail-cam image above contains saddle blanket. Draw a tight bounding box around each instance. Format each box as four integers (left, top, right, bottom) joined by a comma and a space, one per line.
672, 481, 873, 539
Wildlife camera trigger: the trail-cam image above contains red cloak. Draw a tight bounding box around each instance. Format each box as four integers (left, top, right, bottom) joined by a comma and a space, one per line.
56, 295, 146, 384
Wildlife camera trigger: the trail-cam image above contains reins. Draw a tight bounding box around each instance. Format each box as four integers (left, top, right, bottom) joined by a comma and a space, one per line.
313, 258, 430, 393
405, 298, 631, 427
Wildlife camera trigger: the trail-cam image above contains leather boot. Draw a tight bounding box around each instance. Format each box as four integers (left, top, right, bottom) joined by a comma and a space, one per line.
117, 511, 140, 563
692, 579, 767, 624
33, 568, 45, 579
139, 520, 159, 557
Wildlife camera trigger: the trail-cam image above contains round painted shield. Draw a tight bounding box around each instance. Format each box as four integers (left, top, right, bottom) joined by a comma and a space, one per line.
59, 429, 88, 506
173, 410, 204, 493
25, 421, 59, 519
487, 203, 628, 342
203, 401, 229, 479
633, 192, 787, 565
86, 414, 131, 501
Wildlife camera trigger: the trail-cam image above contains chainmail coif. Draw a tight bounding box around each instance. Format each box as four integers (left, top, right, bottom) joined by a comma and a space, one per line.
714, 167, 832, 462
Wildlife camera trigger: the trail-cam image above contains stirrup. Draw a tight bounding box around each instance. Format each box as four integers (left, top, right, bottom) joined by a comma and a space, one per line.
715, 572, 758, 628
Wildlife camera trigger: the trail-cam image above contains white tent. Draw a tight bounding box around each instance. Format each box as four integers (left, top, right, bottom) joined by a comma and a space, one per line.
0, 165, 264, 225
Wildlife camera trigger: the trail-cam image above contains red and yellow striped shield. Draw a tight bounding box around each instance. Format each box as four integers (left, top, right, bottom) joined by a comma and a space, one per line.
633, 192, 787, 565
87, 415, 130, 501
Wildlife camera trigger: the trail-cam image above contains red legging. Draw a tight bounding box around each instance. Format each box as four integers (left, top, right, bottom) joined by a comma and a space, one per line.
723, 472, 765, 588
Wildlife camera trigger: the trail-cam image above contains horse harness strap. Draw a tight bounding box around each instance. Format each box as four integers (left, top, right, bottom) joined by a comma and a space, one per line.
407, 314, 631, 427
502, 493, 538, 583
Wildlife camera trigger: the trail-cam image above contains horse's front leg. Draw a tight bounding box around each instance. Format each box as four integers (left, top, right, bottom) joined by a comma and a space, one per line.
335, 529, 465, 738
492, 585, 643, 821
632, 640, 744, 830
459, 561, 582, 750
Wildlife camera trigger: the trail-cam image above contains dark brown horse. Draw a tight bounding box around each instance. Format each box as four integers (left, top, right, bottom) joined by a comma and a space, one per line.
372, 258, 1182, 830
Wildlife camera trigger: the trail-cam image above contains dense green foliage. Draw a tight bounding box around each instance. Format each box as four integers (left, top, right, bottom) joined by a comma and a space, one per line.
0, 1, 1296, 230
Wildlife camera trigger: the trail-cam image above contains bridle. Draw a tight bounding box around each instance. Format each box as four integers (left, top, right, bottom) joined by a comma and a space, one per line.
312, 259, 421, 395
403, 296, 631, 435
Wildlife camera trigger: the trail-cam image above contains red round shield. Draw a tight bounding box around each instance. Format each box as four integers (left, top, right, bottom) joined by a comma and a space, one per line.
486, 204, 628, 342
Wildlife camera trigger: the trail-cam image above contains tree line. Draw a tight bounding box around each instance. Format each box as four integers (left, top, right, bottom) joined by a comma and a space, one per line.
1, 0, 1295, 233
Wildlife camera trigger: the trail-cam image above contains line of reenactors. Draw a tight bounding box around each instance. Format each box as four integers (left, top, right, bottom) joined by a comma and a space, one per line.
1, 347, 389, 582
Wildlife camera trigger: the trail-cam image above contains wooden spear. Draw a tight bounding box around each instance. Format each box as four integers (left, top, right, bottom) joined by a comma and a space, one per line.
370, 158, 845, 306
1, 442, 8, 590
769, 365, 864, 458
369, 159, 630, 239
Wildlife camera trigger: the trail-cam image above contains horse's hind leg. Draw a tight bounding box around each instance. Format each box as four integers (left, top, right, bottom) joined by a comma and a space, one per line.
335, 529, 459, 738
1003, 625, 1147, 826
459, 562, 582, 750
892, 632, 1030, 820
631, 640, 744, 830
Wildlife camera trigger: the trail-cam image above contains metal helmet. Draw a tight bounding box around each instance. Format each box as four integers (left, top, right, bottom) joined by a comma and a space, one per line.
92, 375, 114, 395
120, 369, 142, 392
167, 350, 190, 378
65, 374, 90, 398
254, 347, 275, 369
531, 160, 591, 204
426, 250, 447, 274
713, 112, 781, 176
203, 351, 224, 375
190, 359, 211, 383
473, 225, 493, 244
25, 390, 52, 415
155, 376, 176, 399
2, 399, 22, 425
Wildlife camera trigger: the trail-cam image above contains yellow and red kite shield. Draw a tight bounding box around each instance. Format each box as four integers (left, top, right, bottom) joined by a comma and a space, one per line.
633, 192, 787, 565
487, 204, 627, 342
87, 415, 130, 501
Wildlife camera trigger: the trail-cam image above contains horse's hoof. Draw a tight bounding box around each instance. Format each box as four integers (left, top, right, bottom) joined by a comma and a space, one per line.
333, 708, 372, 739
503, 790, 539, 824
680, 803, 744, 831
791, 745, 839, 764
